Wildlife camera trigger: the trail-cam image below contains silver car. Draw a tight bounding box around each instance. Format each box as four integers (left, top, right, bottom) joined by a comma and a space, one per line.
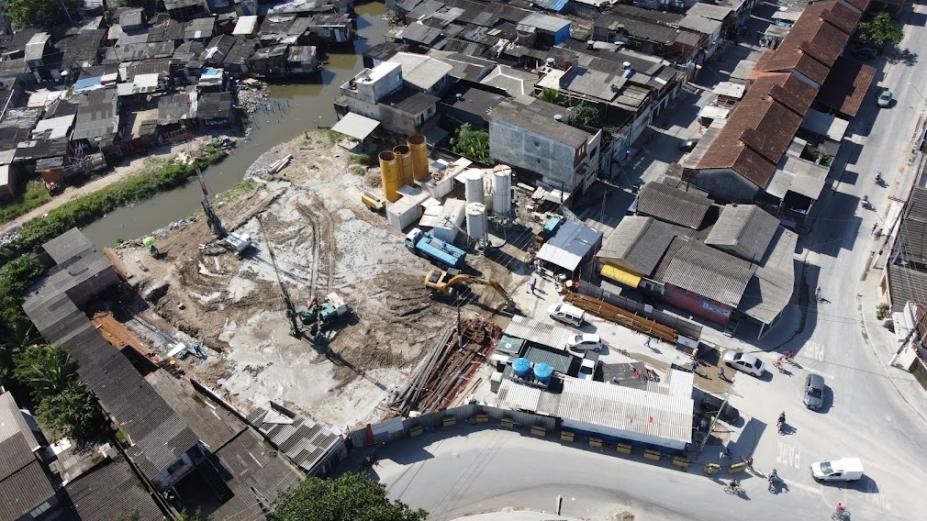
803, 373, 825, 410
722, 351, 765, 377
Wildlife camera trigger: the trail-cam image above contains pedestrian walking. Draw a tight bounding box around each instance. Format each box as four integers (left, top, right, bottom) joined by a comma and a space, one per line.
815, 286, 822, 301
690, 359, 699, 373
719, 367, 728, 382
746, 456, 754, 471
530, 278, 537, 295
644, 336, 652, 349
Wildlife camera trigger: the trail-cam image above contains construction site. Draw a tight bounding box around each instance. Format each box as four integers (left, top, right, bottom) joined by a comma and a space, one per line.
113, 130, 524, 429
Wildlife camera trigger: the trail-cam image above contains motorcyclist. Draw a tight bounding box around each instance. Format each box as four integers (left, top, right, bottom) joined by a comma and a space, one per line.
876, 172, 883, 184
729, 479, 740, 491
721, 446, 731, 459
769, 469, 778, 482
862, 195, 870, 205
778, 411, 786, 424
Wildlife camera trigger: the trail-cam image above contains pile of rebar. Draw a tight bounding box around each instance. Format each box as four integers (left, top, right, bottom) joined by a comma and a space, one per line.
390, 318, 500, 415
565, 292, 679, 343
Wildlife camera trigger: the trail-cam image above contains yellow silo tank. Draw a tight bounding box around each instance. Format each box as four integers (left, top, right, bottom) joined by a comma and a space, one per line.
379, 151, 402, 202
393, 145, 413, 186
408, 134, 429, 181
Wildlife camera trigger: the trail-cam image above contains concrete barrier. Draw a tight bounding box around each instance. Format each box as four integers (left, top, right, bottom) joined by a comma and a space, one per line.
474, 413, 489, 424
671, 457, 689, 469
589, 437, 603, 448
409, 425, 423, 437
643, 449, 662, 461
530, 425, 546, 437
501, 417, 515, 428
615, 443, 632, 455
560, 431, 575, 442
729, 461, 747, 474
442, 416, 457, 428
703, 463, 721, 475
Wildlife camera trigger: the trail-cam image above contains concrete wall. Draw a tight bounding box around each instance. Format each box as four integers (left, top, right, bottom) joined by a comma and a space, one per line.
489, 117, 583, 191
663, 284, 732, 324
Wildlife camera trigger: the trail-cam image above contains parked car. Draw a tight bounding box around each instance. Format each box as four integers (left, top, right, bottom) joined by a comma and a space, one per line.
566, 333, 602, 353
578, 357, 598, 380
811, 458, 864, 482
722, 351, 765, 377
877, 88, 893, 108
549, 303, 586, 327
700, 392, 740, 423
803, 373, 826, 410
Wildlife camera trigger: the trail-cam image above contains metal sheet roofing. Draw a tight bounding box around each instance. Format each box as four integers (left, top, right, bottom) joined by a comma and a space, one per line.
739, 227, 797, 325
532, 0, 569, 12
537, 220, 602, 272
0, 393, 39, 452
65, 458, 164, 521
705, 204, 779, 262
598, 216, 677, 276
658, 237, 755, 307
495, 379, 544, 412
504, 315, 574, 351
557, 378, 693, 447
388, 52, 453, 91
523, 345, 574, 374
331, 112, 380, 141
249, 404, 342, 474
637, 182, 712, 229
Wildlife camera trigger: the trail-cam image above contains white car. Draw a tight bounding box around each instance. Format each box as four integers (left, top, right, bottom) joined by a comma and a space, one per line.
811, 458, 864, 482
565, 333, 602, 352
577, 358, 598, 380
722, 351, 765, 377
877, 88, 893, 108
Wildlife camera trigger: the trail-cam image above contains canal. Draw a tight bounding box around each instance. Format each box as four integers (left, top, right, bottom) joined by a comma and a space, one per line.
81, 1, 388, 247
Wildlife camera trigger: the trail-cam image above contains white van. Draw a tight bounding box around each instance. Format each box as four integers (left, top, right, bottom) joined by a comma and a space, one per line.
810, 458, 864, 482
549, 303, 585, 327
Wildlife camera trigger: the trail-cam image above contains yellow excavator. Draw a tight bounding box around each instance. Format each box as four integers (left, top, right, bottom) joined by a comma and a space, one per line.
425, 269, 516, 311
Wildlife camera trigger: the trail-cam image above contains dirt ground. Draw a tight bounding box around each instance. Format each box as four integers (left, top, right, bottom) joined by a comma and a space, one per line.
117, 131, 516, 430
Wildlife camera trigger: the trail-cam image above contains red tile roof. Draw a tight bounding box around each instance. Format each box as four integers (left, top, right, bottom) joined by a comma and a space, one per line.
756, 0, 859, 85
696, 72, 809, 188
817, 56, 876, 117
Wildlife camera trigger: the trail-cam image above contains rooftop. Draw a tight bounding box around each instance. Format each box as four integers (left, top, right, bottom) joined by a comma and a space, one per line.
636, 182, 712, 229
537, 220, 603, 272
656, 236, 755, 307
388, 52, 453, 91
705, 204, 779, 262
598, 216, 677, 276
490, 99, 591, 149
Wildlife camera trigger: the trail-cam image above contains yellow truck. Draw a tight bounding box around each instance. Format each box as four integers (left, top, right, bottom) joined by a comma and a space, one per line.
360, 191, 385, 212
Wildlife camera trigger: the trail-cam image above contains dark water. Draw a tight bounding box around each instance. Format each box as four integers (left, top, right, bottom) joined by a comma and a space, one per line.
81, 1, 388, 246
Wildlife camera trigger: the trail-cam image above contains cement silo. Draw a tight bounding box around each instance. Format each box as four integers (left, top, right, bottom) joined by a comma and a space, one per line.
464, 169, 484, 204
393, 145, 414, 186
466, 202, 488, 242
408, 135, 429, 181
492, 167, 512, 216
379, 151, 402, 202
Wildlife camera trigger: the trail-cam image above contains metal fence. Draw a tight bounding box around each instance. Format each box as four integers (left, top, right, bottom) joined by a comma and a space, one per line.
576, 279, 703, 341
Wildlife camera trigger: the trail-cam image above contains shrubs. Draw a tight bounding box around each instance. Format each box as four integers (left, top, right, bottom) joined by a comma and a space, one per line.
0, 180, 52, 224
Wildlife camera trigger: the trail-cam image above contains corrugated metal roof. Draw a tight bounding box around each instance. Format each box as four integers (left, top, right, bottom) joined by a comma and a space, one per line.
0, 434, 55, 521
495, 334, 525, 355
65, 458, 163, 521
248, 404, 342, 475
523, 345, 574, 374
504, 315, 573, 351
557, 379, 693, 446
537, 220, 602, 272
496, 379, 544, 412
0, 393, 39, 452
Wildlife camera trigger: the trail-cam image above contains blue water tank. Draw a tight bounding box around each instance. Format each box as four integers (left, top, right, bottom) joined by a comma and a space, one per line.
533, 362, 554, 384
512, 358, 531, 378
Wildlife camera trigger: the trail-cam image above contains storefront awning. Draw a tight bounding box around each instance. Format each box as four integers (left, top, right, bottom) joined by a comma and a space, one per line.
601, 264, 641, 288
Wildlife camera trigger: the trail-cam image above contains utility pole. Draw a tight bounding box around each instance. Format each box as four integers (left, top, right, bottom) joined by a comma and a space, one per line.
456, 291, 463, 350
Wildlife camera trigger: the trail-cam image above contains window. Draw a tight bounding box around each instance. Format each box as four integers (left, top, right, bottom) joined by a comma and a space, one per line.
29, 501, 51, 518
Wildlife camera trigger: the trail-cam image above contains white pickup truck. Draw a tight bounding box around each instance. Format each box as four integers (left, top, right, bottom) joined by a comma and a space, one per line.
810, 458, 864, 482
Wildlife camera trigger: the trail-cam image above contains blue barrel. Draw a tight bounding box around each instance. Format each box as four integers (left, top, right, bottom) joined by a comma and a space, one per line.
512, 358, 531, 378
533, 362, 554, 384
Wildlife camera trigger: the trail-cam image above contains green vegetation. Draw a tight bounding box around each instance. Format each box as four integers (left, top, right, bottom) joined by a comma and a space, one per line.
0, 142, 227, 373
451, 123, 490, 164
14, 345, 104, 440
217, 178, 257, 203
175, 510, 210, 521
351, 166, 367, 176
856, 12, 903, 49
350, 153, 373, 166
540, 87, 567, 105
876, 303, 891, 321
4, 0, 80, 29
570, 102, 603, 127
271, 472, 427, 521
0, 180, 52, 224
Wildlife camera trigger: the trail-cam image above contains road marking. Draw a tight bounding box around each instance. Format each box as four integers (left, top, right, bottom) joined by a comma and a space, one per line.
776, 441, 801, 469
805, 341, 826, 362
780, 478, 821, 496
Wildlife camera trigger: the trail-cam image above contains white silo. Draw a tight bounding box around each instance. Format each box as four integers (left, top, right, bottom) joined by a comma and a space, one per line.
492, 167, 512, 216
466, 203, 488, 241
464, 169, 484, 204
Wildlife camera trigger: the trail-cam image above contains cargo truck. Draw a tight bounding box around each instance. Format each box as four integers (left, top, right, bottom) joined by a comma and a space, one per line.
405, 228, 466, 269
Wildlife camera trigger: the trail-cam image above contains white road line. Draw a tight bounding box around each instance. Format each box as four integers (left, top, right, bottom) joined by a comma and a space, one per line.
780, 478, 822, 496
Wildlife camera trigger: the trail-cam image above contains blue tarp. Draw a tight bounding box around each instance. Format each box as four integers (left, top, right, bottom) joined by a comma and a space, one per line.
533, 0, 568, 12
74, 76, 102, 92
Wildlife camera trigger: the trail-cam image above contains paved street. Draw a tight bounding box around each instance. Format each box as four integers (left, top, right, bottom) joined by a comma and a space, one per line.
374, 4, 927, 521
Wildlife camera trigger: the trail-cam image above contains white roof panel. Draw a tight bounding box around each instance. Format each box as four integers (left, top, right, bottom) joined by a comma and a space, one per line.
503, 315, 573, 351
331, 112, 380, 141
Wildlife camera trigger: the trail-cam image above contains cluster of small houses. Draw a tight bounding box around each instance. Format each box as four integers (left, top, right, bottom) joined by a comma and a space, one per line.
0, 0, 355, 200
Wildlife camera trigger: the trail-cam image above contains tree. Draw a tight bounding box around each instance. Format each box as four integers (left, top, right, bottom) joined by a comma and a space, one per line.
36, 383, 103, 440
175, 510, 209, 521
570, 102, 602, 127
450, 123, 490, 164
13, 345, 77, 402
3, 0, 79, 29
270, 472, 427, 521
856, 12, 903, 49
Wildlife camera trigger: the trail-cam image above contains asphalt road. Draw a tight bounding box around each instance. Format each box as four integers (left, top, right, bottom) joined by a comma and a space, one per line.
375, 6, 927, 521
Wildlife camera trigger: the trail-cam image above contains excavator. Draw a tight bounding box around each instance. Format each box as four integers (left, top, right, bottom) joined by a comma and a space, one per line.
424, 269, 516, 312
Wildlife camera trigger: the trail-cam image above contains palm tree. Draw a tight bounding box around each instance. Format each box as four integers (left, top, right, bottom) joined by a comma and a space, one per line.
13, 345, 77, 402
